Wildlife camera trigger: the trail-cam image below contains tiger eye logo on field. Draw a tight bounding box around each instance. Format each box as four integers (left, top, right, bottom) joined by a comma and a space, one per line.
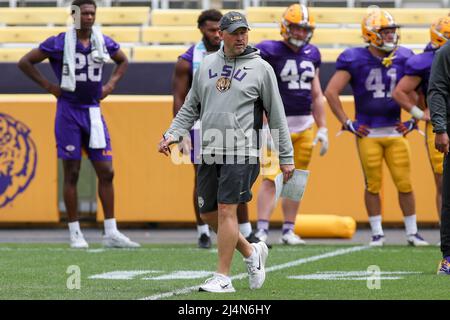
0, 113, 37, 208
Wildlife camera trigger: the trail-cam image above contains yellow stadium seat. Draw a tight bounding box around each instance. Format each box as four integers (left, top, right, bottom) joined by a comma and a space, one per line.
142, 26, 201, 44
0, 47, 31, 62
133, 45, 189, 62
0, 8, 68, 26
102, 27, 140, 43
151, 9, 201, 26
96, 7, 150, 25
246, 7, 446, 26
0, 27, 66, 43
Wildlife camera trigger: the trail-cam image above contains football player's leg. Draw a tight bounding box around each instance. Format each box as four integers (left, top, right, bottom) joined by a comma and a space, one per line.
385, 137, 427, 245
193, 164, 211, 248
237, 203, 256, 242
280, 130, 313, 245
426, 121, 444, 220
255, 147, 279, 241
357, 137, 385, 245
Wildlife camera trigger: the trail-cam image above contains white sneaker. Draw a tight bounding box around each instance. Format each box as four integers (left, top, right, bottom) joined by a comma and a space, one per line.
199, 274, 235, 293
369, 234, 385, 247
102, 231, 141, 248
244, 242, 269, 290
70, 231, 89, 249
279, 230, 306, 245
407, 233, 429, 246
255, 229, 268, 242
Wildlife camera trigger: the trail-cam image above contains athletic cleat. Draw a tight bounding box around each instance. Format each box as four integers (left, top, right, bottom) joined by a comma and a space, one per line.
254, 229, 268, 242
198, 233, 212, 249
437, 257, 450, 275
70, 231, 89, 249
369, 234, 385, 247
102, 231, 141, 248
245, 232, 261, 244
199, 274, 235, 293
407, 233, 429, 246
244, 242, 269, 290
279, 230, 306, 245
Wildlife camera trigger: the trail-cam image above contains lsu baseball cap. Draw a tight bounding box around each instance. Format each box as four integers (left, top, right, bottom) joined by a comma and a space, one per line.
219, 11, 250, 33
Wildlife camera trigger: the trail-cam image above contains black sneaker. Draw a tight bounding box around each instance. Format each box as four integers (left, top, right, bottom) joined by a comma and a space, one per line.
198, 233, 212, 249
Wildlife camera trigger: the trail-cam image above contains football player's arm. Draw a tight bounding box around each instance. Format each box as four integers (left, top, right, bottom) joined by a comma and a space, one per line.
17, 48, 61, 97
311, 70, 328, 155
324, 70, 351, 126
172, 58, 191, 117
102, 49, 128, 99
392, 75, 428, 120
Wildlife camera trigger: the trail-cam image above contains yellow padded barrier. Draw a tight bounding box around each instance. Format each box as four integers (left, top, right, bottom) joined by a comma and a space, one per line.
96, 7, 150, 25
150, 9, 244, 26
133, 45, 188, 61
0, 26, 140, 43
247, 7, 446, 26
294, 214, 357, 239
142, 26, 201, 43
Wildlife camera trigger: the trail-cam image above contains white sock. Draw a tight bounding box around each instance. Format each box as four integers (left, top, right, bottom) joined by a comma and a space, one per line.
68, 221, 81, 236
404, 214, 418, 236
239, 222, 252, 238
104, 218, 118, 236
197, 224, 210, 237
369, 215, 384, 236
245, 246, 258, 261
257, 220, 270, 232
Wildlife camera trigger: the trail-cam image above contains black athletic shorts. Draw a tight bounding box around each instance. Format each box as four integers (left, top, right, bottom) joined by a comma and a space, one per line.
196, 156, 260, 213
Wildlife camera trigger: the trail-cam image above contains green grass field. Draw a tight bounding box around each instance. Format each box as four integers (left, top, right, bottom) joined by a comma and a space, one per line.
0, 243, 448, 300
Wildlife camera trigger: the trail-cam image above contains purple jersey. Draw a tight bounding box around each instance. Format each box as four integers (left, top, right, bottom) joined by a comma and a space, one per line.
336, 46, 414, 128
180, 44, 195, 75
39, 32, 120, 107
404, 43, 436, 98
255, 40, 321, 116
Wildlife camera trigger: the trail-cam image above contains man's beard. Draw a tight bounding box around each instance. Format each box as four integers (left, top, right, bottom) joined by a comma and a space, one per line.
203, 37, 221, 52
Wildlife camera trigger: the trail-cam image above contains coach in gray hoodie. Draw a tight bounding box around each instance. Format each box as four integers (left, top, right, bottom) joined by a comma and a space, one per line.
158, 12, 294, 292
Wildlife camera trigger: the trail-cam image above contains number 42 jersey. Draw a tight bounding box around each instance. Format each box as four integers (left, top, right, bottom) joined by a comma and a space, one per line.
336, 46, 413, 128
255, 40, 321, 117
39, 32, 120, 107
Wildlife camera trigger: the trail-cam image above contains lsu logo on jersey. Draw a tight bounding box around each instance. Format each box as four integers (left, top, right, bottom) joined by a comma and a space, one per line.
0, 113, 37, 208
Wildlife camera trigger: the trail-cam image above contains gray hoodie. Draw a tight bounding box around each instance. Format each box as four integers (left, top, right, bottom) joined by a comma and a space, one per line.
166, 46, 294, 165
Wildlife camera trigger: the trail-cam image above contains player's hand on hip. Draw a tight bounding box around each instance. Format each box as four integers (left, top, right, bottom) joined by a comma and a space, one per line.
435, 132, 449, 155
158, 134, 175, 156
395, 119, 418, 136
343, 120, 370, 138
313, 127, 329, 156
47, 83, 61, 98
101, 83, 114, 100
280, 164, 295, 183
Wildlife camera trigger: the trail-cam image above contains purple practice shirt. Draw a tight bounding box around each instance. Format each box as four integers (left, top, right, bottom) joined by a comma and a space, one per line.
404, 43, 436, 98
39, 32, 120, 107
336, 46, 414, 128
255, 40, 321, 116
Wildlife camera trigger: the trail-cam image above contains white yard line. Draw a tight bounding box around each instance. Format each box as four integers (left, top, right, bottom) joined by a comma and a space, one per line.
139, 245, 370, 300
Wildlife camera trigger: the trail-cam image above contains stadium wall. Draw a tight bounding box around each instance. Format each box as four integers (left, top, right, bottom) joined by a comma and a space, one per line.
0, 95, 438, 223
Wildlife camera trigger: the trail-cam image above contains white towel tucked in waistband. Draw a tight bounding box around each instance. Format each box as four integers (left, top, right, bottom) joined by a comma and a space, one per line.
89, 107, 107, 149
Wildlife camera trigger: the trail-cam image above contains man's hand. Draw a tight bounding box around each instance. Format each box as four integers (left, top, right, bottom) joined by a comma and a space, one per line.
178, 135, 192, 155
158, 134, 175, 156
435, 132, 449, 155
46, 83, 61, 98
101, 83, 115, 100
396, 119, 418, 136
280, 164, 295, 183
343, 120, 370, 138
313, 127, 329, 156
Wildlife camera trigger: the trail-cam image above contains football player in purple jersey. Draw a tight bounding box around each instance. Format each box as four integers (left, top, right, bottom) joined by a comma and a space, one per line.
393, 17, 450, 245
18, 0, 139, 249
325, 9, 428, 247
253, 4, 328, 246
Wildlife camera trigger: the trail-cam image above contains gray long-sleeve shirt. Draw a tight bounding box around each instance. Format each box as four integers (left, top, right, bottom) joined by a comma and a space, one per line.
428, 42, 450, 134
166, 46, 294, 165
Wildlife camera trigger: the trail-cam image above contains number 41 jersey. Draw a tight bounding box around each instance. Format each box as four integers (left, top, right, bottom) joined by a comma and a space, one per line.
336, 46, 414, 128
255, 40, 321, 117
39, 32, 120, 107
